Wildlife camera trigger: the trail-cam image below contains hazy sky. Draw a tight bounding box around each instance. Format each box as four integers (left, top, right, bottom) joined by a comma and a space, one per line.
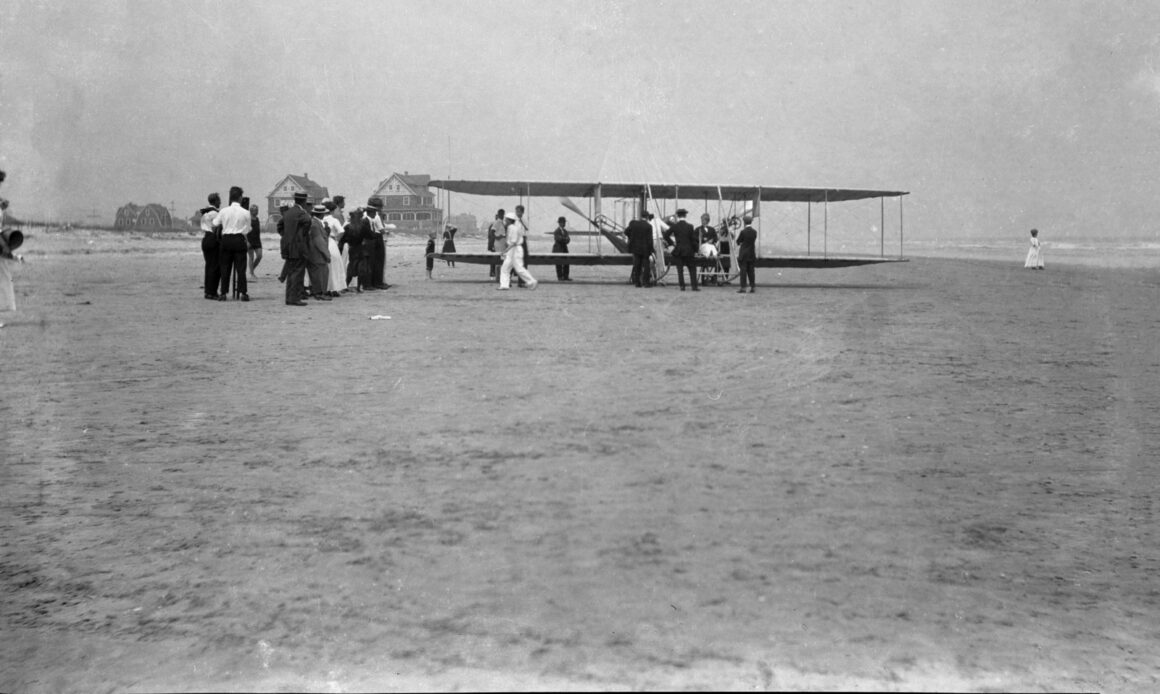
3, 0, 1159, 240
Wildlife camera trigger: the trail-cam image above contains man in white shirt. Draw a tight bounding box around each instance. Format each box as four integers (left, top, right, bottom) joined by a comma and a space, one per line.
212, 186, 251, 301
487, 208, 505, 280
200, 193, 221, 300
498, 212, 537, 290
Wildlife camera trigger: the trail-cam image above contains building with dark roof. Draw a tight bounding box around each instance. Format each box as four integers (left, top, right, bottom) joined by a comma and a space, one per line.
266, 173, 330, 218
369, 172, 443, 234
114, 203, 173, 230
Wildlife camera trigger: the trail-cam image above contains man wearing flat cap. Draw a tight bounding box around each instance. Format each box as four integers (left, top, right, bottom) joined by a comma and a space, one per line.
663, 208, 699, 291
279, 191, 311, 306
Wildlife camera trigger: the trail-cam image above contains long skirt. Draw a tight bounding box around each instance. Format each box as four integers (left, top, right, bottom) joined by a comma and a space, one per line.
0, 258, 16, 311
1024, 245, 1044, 269
327, 239, 347, 292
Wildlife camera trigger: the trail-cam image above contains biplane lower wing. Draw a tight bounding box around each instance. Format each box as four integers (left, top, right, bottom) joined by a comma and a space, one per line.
428, 252, 906, 268
430, 252, 634, 266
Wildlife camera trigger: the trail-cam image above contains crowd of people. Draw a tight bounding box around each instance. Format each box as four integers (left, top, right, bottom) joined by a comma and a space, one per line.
620, 207, 756, 292
197, 188, 397, 306
192, 187, 767, 302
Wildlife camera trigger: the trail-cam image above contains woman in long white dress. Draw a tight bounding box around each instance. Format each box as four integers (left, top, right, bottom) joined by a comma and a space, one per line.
1024, 228, 1044, 270
323, 205, 348, 295
0, 228, 25, 327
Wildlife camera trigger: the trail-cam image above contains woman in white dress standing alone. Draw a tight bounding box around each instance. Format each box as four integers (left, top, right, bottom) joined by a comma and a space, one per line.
1024, 228, 1045, 270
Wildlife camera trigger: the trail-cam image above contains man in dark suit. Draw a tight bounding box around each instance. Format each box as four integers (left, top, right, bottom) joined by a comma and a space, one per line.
341, 207, 366, 292
624, 211, 654, 288
306, 204, 332, 301
365, 197, 389, 289
735, 215, 758, 294
663, 208, 699, 291
357, 203, 380, 290
551, 216, 571, 281
279, 191, 311, 306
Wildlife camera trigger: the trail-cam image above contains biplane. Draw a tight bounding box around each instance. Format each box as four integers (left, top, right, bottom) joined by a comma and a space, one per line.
426, 179, 909, 282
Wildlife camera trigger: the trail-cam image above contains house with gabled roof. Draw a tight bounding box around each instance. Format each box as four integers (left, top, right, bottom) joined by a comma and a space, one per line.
369, 171, 443, 234
114, 202, 173, 230
266, 173, 330, 218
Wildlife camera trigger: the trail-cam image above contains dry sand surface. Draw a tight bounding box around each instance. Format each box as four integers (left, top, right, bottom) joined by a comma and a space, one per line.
2, 229, 1159, 692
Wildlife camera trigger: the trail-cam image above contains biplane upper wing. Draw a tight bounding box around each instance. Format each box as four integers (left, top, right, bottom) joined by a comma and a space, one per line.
428, 179, 908, 203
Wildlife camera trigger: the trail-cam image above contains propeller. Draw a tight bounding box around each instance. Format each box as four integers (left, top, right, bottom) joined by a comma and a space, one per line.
558, 197, 597, 226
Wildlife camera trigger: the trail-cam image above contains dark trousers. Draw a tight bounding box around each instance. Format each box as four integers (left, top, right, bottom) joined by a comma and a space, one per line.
553, 243, 569, 280
673, 255, 698, 290
201, 232, 220, 296
308, 261, 329, 296
358, 249, 373, 288
284, 258, 307, 304
738, 260, 756, 289
371, 236, 386, 286
488, 238, 497, 277
218, 234, 248, 296
346, 246, 364, 287
631, 253, 652, 287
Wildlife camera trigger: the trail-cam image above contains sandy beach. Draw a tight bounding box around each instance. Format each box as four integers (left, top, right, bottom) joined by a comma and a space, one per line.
1, 229, 1158, 692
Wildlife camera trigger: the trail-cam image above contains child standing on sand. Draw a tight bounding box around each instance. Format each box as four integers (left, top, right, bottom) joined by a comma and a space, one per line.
425, 228, 437, 279
1024, 228, 1045, 270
